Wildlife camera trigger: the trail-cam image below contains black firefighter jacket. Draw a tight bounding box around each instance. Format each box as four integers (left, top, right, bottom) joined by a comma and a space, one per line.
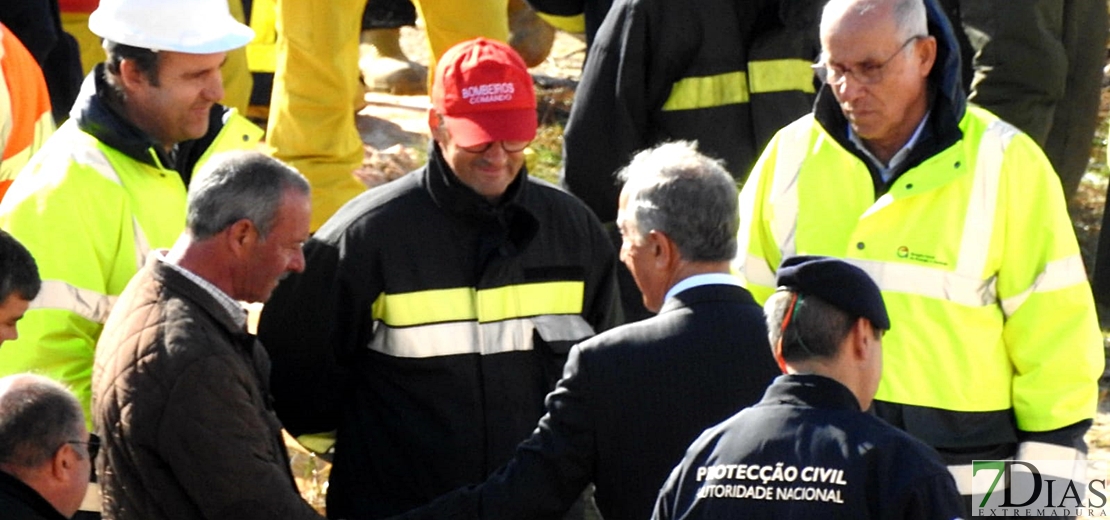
258, 144, 623, 519
561, 0, 825, 223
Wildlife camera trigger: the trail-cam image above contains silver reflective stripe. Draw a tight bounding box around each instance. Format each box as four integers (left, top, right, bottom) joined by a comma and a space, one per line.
742, 252, 777, 289
531, 314, 595, 342
30, 280, 117, 324
1016, 441, 1084, 463
368, 315, 592, 358
955, 120, 1015, 279
950, 461, 1010, 496
948, 443, 1084, 496
767, 123, 809, 261
74, 145, 152, 269
73, 145, 121, 186
1014, 443, 1086, 496
849, 258, 997, 308
753, 118, 1020, 307
1000, 255, 1088, 317
132, 216, 151, 269
736, 121, 809, 285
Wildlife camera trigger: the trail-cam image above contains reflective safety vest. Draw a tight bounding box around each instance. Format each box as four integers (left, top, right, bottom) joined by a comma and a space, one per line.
0, 111, 262, 426
736, 106, 1102, 438
0, 24, 54, 199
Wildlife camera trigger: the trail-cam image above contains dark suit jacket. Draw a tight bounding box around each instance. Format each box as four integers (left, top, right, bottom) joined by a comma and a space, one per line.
396, 283, 780, 520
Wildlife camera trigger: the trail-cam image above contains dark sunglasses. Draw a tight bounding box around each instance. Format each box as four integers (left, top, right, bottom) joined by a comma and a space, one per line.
63, 433, 101, 460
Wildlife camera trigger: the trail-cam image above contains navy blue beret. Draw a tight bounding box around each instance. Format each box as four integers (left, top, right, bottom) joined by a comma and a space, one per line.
776, 256, 891, 330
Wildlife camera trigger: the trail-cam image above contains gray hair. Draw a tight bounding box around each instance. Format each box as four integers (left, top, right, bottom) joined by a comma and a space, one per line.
821, 0, 928, 43
186, 151, 310, 240
0, 374, 84, 469
764, 291, 854, 362
0, 231, 39, 303
616, 141, 738, 262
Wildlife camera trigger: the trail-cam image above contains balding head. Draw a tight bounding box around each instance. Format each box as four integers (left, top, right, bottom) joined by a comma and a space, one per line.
0, 374, 91, 518
821, 0, 927, 44
816, 0, 936, 164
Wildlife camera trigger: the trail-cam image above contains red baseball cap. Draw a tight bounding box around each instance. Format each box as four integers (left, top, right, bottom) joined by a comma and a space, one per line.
432, 38, 537, 148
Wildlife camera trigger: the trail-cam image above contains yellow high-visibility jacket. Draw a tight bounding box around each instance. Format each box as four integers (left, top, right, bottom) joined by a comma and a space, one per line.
0, 67, 262, 426
736, 101, 1103, 488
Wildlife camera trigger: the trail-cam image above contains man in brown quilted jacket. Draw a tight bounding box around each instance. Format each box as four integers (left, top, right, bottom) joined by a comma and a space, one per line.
91, 151, 327, 520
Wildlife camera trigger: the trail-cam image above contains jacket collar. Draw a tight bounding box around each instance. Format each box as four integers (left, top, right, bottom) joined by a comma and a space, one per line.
70, 64, 231, 185
148, 257, 252, 341
813, 0, 966, 193
0, 470, 69, 520
423, 141, 529, 221
759, 374, 862, 412
145, 258, 273, 396
658, 283, 757, 315
422, 143, 539, 262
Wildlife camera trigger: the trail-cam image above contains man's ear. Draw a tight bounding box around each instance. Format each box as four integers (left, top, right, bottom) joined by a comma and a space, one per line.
645, 230, 674, 268
118, 58, 151, 91
847, 317, 872, 363
226, 219, 257, 256
915, 36, 938, 78
51, 444, 76, 481
428, 110, 445, 143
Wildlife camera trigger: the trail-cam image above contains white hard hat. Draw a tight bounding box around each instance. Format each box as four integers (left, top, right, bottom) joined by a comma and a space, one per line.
89, 0, 255, 54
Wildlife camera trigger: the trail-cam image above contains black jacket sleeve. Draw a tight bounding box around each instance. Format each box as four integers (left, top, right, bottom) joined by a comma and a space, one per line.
560, 0, 654, 223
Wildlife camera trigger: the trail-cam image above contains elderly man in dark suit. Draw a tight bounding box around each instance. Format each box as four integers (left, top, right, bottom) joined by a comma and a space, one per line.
395, 140, 780, 520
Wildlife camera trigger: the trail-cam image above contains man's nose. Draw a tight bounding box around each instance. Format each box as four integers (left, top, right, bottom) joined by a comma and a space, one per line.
288, 248, 306, 274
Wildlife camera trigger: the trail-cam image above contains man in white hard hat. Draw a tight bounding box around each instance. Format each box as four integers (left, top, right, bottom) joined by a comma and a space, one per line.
0, 1, 261, 518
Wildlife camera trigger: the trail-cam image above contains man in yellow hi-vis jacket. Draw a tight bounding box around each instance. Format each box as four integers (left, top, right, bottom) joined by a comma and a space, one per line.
0, 0, 261, 437
734, 0, 1103, 515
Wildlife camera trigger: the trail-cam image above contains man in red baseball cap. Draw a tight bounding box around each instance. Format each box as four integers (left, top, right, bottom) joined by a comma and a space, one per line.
428, 37, 538, 202
257, 37, 622, 519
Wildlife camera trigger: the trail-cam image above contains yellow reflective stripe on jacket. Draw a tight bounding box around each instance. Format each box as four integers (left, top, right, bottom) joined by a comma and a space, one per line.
662, 71, 748, 111
662, 59, 816, 112
371, 281, 585, 326
477, 282, 584, 321
31, 280, 117, 325
748, 59, 816, 95
369, 315, 594, 358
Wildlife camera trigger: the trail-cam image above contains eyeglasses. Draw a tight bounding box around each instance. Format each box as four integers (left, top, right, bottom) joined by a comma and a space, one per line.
458, 140, 531, 154
812, 35, 923, 86
63, 434, 101, 461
